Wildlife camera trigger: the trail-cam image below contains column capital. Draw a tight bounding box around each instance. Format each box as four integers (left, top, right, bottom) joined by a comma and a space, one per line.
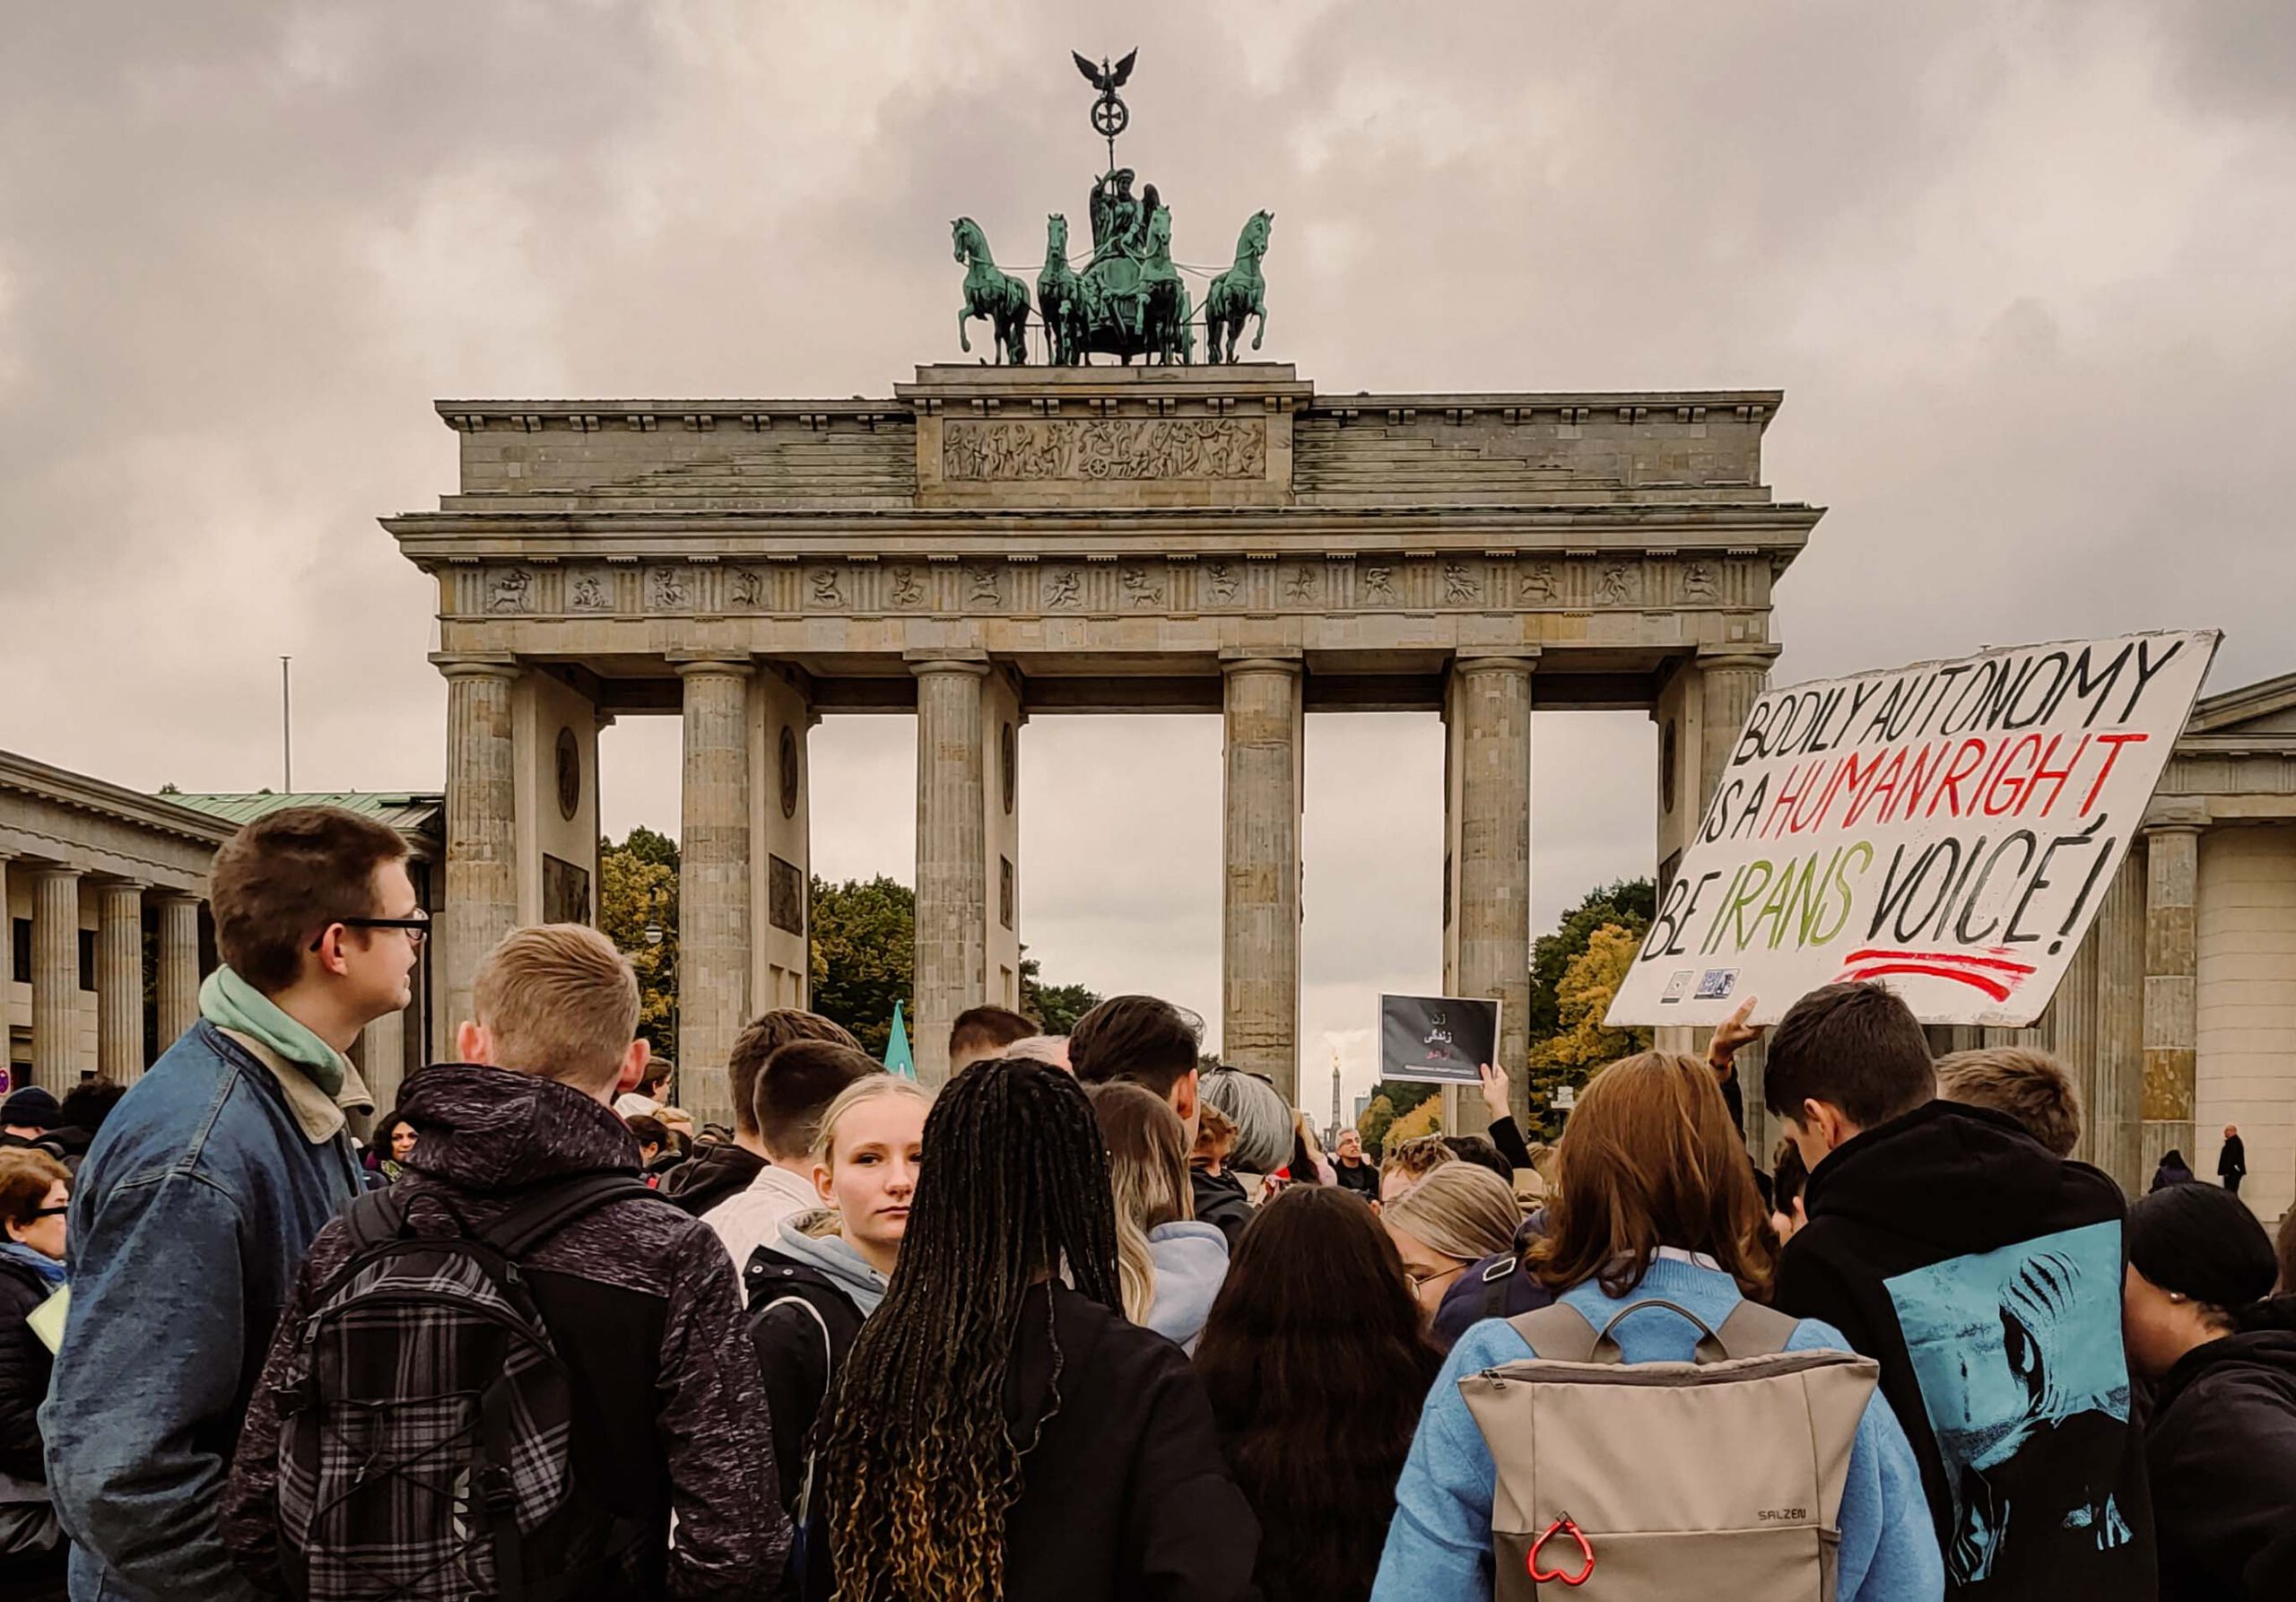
97, 876, 149, 898
430, 652, 519, 681
1453, 650, 1541, 676
1695, 645, 1782, 672
669, 653, 755, 677
1219, 649, 1303, 675
152, 888, 203, 908
28, 862, 83, 884
907, 653, 991, 678
2141, 804, 2208, 835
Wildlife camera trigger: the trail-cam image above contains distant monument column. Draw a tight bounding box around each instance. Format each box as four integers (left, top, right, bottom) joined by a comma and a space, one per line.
438, 657, 519, 1045
2142, 822, 2203, 1176
1446, 654, 1535, 1130
155, 892, 203, 1052
913, 656, 992, 1089
95, 880, 146, 1083
29, 866, 83, 1089
1222, 655, 1303, 1103
677, 658, 755, 1127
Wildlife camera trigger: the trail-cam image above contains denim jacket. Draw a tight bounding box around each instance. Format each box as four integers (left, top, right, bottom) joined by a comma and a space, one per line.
43, 1020, 364, 1602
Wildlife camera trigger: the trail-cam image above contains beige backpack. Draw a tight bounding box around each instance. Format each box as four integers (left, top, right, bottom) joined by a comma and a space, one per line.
1457, 1298, 1879, 1599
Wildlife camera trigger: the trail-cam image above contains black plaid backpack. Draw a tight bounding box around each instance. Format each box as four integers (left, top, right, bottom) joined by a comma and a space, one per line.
270, 1173, 659, 1601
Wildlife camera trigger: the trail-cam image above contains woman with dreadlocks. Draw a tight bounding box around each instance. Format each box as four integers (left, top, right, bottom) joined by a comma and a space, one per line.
813, 1055, 1259, 1602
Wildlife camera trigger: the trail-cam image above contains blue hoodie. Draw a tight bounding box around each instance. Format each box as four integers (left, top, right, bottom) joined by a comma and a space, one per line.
1371, 1254, 1944, 1602
1144, 1221, 1228, 1354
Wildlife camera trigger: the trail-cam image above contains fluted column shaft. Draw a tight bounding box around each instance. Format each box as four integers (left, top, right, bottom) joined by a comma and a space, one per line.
440, 660, 519, 1046
30, 867, 83, 1091
96, 881, 145, 1083
2142, 825, 2202, 1177
1453, 656, 1535, 1128
1222, 657, 1303, 1104
914, 659, 990, 1090
155, 893, 203, 1054
679, 660, 755, 1127
1695, 651, 1777, 1154
361, 1006, 408, 1113
2092, 849, 2148, 1194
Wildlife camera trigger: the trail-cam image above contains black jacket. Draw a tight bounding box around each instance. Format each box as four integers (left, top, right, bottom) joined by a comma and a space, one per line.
0, 1256, 55, 1484
2215, 1136, 2246, 1180
1332, 1159, 1379, 1201
1000, 1284, 1259, 1602
658, 1140, 767, 1216
743, 1246, 865, 1515
1192, 1168, 1253, 1250
1775, 1099, 2154, 1602
2145, 1296, 2296, 1601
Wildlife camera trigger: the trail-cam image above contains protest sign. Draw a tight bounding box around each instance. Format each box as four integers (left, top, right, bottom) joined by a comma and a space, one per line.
1379, 993, 1499, 1086
1608, 630, 2218, 1028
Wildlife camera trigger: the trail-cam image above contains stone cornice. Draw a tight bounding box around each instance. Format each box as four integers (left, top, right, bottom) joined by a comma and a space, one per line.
0, 750, 240, 849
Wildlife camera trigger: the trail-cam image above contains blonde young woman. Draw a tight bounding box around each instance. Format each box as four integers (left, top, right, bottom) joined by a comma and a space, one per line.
1089, 1083, 1229, 1353
746, 1074, 929, 1518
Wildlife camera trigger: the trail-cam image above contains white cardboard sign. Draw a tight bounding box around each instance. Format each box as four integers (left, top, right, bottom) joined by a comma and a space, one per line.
1607, 630, 2218, 1028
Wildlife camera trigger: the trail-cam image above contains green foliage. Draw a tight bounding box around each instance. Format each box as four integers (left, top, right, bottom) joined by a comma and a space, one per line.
1020, 954, 1100, 1035
809, 875, 915, 1058
1375, 1080, 1440, 1123
599, 831, 680, 1063
1527, 879, 1656, 1038
1524, 922, 1654, 1137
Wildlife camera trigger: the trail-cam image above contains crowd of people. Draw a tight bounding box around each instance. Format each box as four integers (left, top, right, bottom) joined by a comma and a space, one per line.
3, 801, 2289, 1601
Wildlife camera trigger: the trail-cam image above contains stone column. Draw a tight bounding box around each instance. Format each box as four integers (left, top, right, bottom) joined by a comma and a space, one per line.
95, 880, 146, 1084
678, 658, 755, 1127
2048, 926, 2100, 1163
1222, 656, 1304, 1104
1692, 649, 1777, 1154
2092, 849, 2147, 1195
361, 1006, 407, 1113
439, 658, 519, 1047
154, 892, 203, 1053
29, 866, 83, 1091
2142, 824, 2202, 1178
914, 657, 991, 1089
1451, 654, 1535, 1129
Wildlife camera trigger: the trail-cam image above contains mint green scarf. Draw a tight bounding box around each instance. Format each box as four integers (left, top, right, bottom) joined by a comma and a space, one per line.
200, 967, 348, 1099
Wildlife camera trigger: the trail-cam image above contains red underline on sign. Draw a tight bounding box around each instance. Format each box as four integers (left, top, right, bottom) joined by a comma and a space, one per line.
1839, 962, 2016, 1001
1839, 948, 2037, 975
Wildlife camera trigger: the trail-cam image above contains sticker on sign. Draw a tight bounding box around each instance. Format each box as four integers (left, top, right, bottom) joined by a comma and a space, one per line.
1607, 630, 2219, 1028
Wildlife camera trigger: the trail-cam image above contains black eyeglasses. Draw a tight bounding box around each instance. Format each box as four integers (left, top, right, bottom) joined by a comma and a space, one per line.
27, 1206, 66, 1220
309, 911, 431, 953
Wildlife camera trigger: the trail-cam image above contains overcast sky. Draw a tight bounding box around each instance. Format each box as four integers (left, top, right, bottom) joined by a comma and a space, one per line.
4, 2, 2291, 1112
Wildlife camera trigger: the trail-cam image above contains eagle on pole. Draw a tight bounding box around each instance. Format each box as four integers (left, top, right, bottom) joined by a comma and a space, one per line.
1072, 48, 1137, 93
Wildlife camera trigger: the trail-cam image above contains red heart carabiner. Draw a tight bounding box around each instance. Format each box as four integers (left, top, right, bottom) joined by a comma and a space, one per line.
1526, 1514, 1596, 1588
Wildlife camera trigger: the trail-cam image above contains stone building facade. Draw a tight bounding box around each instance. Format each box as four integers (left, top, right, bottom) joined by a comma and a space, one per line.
387, 363, 1821, 1128
0, 753, 440, 1109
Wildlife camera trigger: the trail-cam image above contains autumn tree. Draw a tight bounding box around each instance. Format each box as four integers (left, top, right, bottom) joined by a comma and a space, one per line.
1525, 922, 1653, 1136
1019, 954, 1100, 1034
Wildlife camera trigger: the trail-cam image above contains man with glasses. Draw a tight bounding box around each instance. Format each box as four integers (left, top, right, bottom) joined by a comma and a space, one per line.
45, 805, 418, 1602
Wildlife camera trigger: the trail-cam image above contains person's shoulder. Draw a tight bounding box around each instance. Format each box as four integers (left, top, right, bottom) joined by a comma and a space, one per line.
1445, 1311, 1534, 1373
80, 1035, 278, 1188
1780, 1314, 1860, 1355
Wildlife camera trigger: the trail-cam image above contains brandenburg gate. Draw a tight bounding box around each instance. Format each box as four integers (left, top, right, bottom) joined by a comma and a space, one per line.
387, 363, 1818, 1127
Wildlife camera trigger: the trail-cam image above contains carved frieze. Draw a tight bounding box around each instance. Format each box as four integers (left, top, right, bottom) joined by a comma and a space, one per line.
648, 568, 689, 611
489, 569, 533, 613
569, 570, 613, 612
942, 416, 1267, 482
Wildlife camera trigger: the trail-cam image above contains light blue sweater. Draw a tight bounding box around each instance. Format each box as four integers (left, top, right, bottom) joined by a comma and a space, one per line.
1370, 1256, 1943, 1602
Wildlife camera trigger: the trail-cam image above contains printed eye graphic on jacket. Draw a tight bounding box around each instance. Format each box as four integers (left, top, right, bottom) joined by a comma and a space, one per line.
1884, 1222, 2137, 1590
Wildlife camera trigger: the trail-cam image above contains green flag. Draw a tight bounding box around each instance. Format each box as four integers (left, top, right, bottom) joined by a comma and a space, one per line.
885, 1001, 916, 1080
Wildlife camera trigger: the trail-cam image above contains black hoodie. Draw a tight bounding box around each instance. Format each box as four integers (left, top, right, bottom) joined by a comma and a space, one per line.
1775, 1099, 2155, 1602
2145, 1295, 2296, 1601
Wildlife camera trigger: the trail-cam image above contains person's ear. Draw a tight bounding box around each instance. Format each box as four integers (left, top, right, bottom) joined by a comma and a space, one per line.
614, 1039, 650, 1098
1172, 1067, 1200, 1124
813, 1162, 836, 1205
1799, 1099, 1854, 1154
457, 1020, 490, 1065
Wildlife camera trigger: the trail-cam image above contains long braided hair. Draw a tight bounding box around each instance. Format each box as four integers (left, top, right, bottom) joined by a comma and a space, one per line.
815, 1055, 1123, 1602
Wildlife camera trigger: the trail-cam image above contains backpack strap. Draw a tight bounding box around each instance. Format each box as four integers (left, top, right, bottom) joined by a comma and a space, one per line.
1475, 1255, 1519, 1322
482, 1173, 662, 1260
339, 1187, 407, 1254
1710, 1299, 1800, 1361
1510, 1296, 1798, 1365
1509, 1302, 1604, 1363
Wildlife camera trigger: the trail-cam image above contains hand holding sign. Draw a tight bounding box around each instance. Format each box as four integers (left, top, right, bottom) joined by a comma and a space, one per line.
1705, 996, 1761, 1083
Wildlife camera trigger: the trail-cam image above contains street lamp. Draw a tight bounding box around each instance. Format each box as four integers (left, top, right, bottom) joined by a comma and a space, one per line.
641, 917, 675, 1093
